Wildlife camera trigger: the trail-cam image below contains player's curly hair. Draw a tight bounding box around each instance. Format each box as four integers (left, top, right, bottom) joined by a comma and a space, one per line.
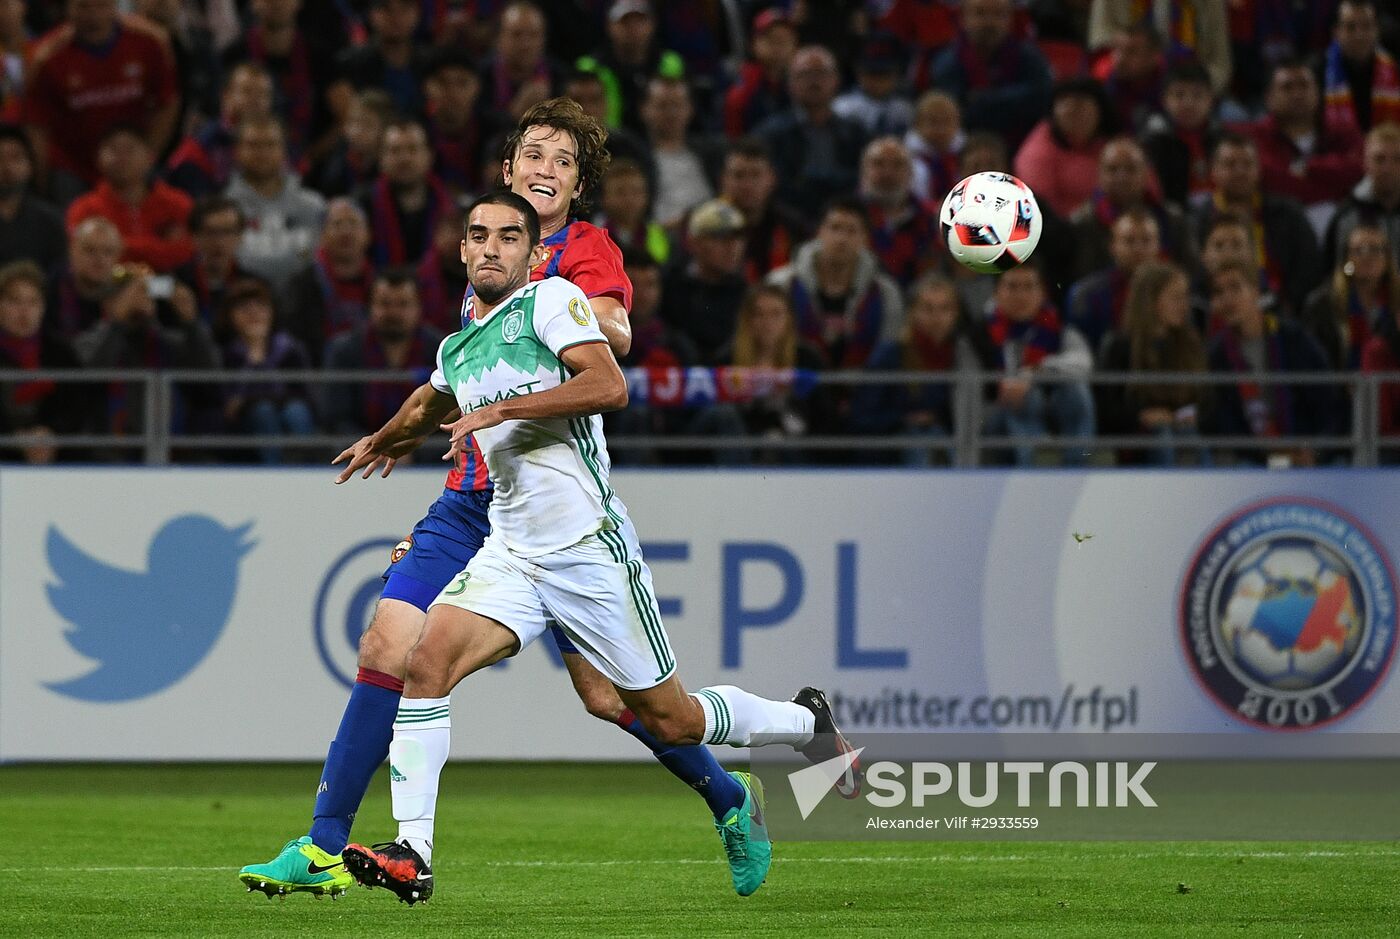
501, 97, 612, 217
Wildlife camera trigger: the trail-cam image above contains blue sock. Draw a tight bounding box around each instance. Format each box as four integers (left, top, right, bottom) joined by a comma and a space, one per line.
308, 668, 402, 853
617, 709, 745, 820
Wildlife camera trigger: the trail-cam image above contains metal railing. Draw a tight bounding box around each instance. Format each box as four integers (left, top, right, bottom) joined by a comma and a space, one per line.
0, 367, 1392, 467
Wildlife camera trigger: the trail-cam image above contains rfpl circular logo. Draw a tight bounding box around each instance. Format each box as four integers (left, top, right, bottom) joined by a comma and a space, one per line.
1180, 498, 1397, 730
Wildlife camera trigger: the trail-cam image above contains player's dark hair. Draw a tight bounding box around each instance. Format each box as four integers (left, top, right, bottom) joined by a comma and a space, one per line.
373, 265, 422, 293
502, 97, 611, 217
190, 195, 245, 233
465, 190, 542, 247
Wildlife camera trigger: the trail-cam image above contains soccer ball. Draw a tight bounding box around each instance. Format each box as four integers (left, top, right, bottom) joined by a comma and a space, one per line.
939, 172, 1043, 274
1217, 536, 1361, 691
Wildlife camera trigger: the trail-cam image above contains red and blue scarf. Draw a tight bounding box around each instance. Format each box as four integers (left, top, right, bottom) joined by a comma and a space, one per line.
369, 175, 452, 267
1324, 42, 1400, 133
987, 305, 1063, 370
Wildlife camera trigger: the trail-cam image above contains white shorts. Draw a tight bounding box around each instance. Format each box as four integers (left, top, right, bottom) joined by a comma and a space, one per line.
430, 519, 677, 690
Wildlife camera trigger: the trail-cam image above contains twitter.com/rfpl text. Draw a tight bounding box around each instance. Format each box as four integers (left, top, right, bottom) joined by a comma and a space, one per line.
828, 685, 1139, 732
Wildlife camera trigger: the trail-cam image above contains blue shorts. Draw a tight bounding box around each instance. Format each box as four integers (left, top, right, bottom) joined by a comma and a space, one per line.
381, 488, 492, 611
380, 486, 580, 655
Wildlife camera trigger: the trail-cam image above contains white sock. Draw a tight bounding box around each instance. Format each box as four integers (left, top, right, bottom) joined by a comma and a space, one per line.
692, 685, 815, 748
390, 695, 451, 864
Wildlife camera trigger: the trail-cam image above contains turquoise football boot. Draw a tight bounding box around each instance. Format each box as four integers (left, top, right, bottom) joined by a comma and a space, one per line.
715, 771, 773, 897
238, 836, 353, 899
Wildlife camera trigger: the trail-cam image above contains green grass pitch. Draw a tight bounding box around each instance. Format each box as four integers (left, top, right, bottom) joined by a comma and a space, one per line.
3, 762, 1398, 937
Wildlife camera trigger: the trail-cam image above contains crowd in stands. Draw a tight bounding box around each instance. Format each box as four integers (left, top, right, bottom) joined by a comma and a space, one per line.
1, 0, 1399, 467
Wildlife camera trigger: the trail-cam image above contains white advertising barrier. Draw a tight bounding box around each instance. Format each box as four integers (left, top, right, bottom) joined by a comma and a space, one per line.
2, 467, 1399, 761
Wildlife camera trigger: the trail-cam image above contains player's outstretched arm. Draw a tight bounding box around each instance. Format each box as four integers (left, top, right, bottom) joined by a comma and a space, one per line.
333, 382, 460, 483
591, 297, 632, 358
441, 340, 628, 460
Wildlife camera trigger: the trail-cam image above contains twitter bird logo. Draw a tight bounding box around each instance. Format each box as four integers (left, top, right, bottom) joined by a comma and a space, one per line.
45, 515, 256, 702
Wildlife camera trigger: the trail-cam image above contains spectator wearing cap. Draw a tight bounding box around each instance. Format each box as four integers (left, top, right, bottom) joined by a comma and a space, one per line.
224, 116, 327, 293
858, 137, 941, 290
923, 0, 1053, 148
332, 0, 431, 118
283, 197, 375, 366
641, 76, 719, 230
1328, 122, 1400, 269
767, 196, 904, 369
723, 7, 796, 138
173, 196, 265, 343
718, 137, 809, 283
834, 33, 914, 138
1193, 132, 1321, 315
1317, 0, 1400, 135
0, 259, 90, 463
1087, 0, 1231, 97
1141, 61, 1222, 209
757, 45, 868, 212
66, 126, 195, 275
166, 62, 276, 201
23, 2, 180, 198
423, 48, 486, 197
1014, 78, 1116, 219
223, 0, 339, 163
0, 124, 65, 275
905, 91, 964, 204
359, 117, 455, 269
307, 89, 393, 201
1249, 59, 1365, 240
1066, 137, 1193, 285
1098, 21, 1166, 133
577, 0, 685, 134
662, 199, 750, 365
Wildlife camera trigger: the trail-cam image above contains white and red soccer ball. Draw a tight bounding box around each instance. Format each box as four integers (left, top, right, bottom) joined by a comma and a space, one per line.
939, 172, 1043, 274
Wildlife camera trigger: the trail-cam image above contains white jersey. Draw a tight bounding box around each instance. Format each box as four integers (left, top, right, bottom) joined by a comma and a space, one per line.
430, 277, 623, 557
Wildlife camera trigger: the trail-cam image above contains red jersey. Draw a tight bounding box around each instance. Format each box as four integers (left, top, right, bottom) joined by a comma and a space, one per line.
25, 20, 178, 184
66, 180, 194, 273
445, 219, 632, 492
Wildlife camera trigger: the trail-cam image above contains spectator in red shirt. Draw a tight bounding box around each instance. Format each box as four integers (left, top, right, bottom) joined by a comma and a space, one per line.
65, 125, 194, 274
723, 7, 795, 139
1014, 77, 1115, 218
858, 136, 941, 289
1250, 59, 1365, 239
165, 62, 275, 200
24, 0, 179, 198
